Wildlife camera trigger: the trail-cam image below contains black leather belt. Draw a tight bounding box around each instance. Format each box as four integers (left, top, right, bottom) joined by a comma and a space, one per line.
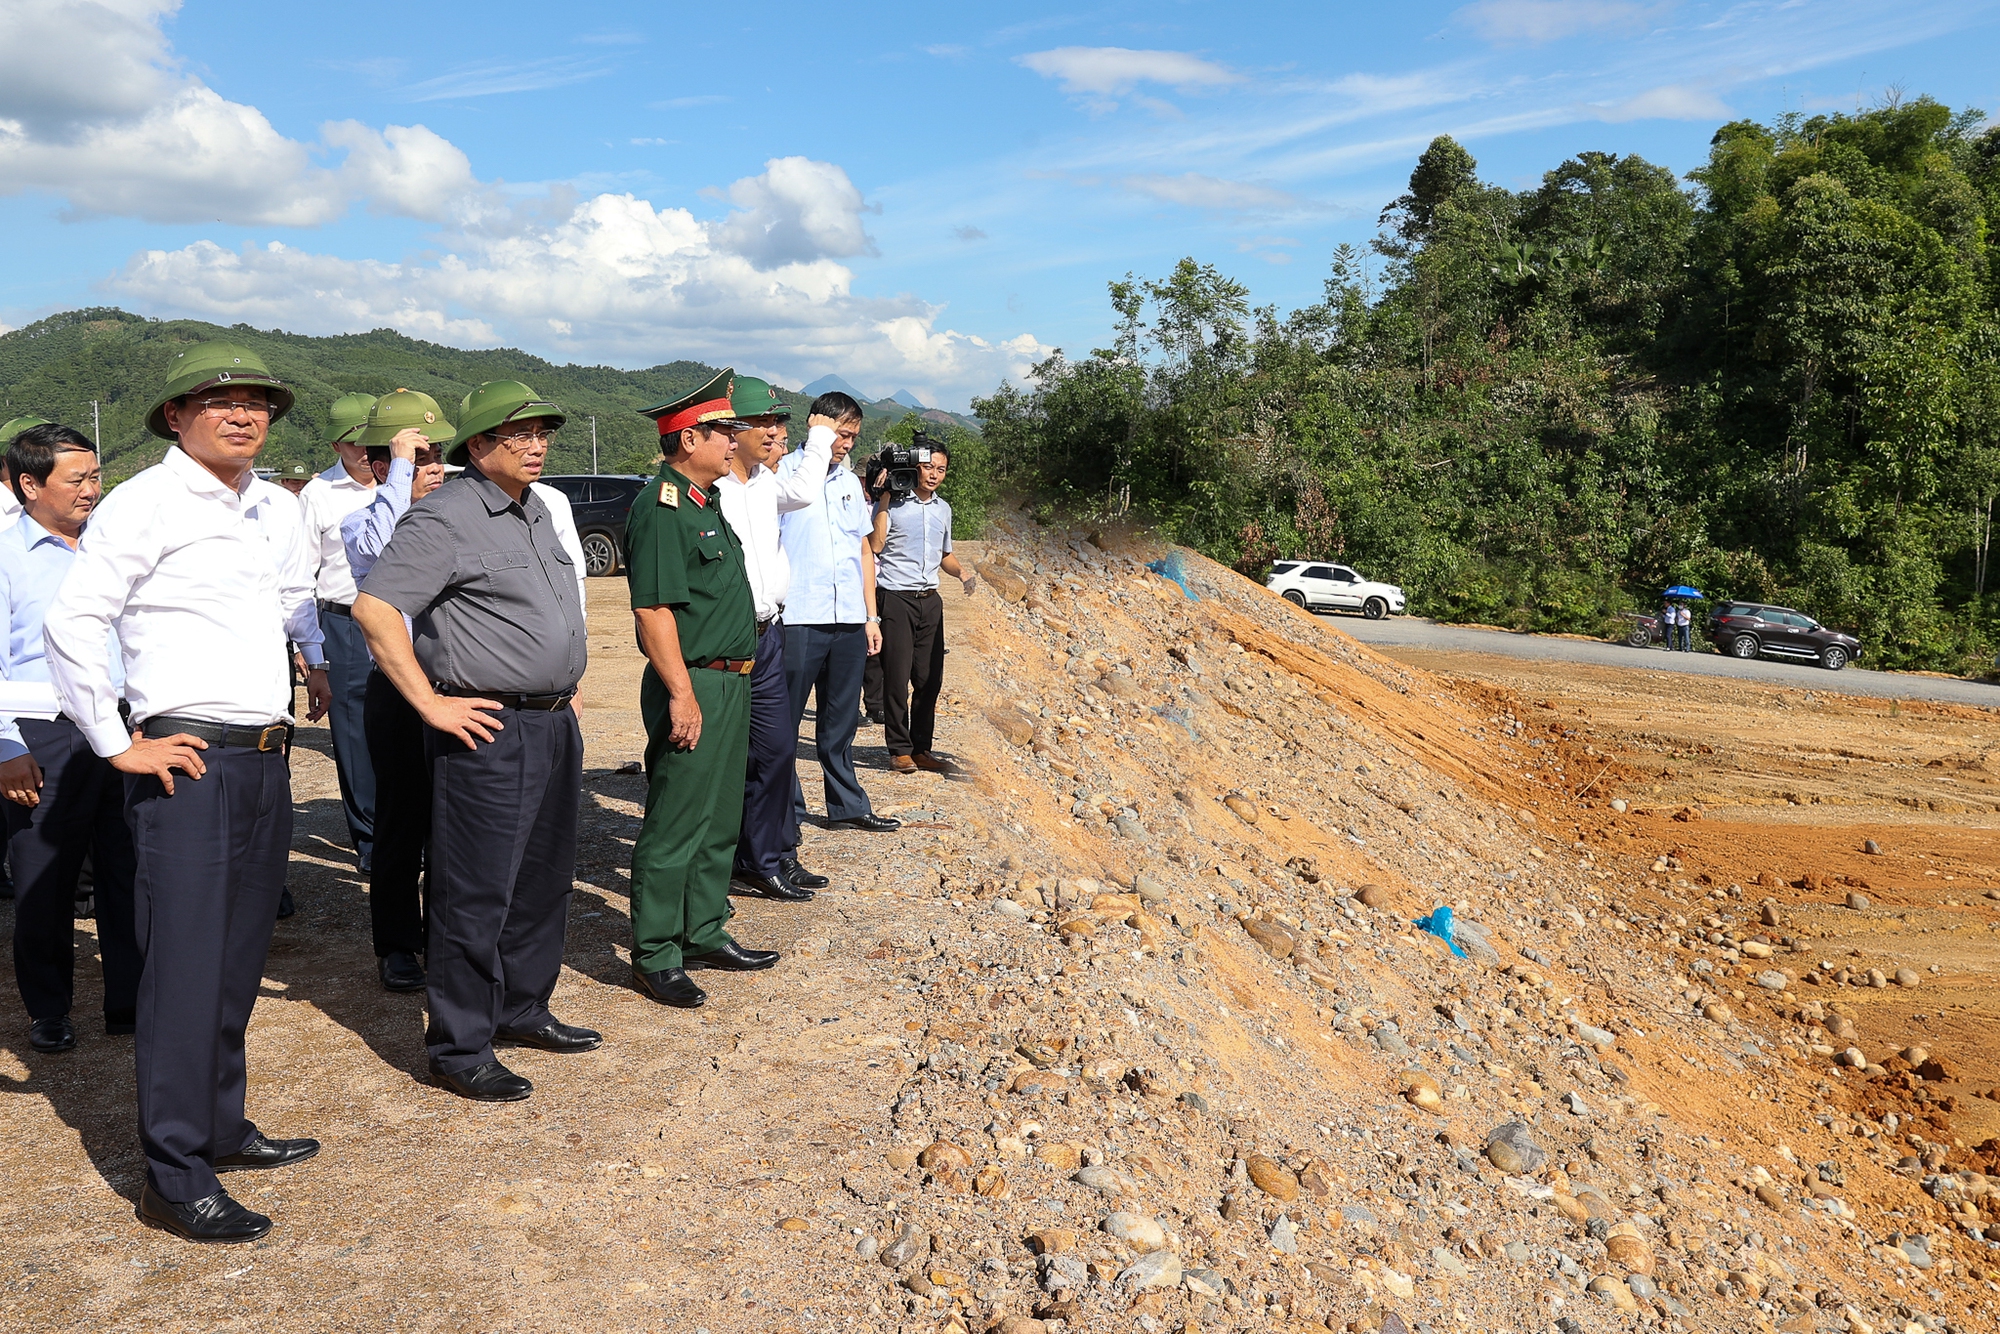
434, 684, 575, 711
318, 600, 353, 617
142, 715, 288, 752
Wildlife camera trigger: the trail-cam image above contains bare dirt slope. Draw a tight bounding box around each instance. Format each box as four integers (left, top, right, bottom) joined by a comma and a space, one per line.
1, 507, 1995, 1334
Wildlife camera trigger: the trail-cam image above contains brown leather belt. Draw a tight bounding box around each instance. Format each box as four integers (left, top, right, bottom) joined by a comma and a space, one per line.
693, 658, 755, 674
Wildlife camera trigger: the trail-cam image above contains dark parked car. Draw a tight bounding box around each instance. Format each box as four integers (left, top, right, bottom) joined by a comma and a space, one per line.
539, 474, 649, 576
1707, 601, 1863, 671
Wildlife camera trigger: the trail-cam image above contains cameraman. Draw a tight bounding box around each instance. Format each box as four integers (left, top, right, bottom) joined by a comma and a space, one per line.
867, 442, 974, 774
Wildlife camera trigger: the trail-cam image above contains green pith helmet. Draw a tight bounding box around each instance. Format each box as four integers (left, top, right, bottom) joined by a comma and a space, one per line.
0, 415, 53, 444
146, 340, 294, 440
274, 461, 314, 482
729, 376, 788, 421
449, 380, 564, 467
328, 391, 379, 444
357, 389, 456, 449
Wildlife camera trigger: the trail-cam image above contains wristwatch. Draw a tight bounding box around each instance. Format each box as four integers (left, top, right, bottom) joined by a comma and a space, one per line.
867, 616, 882, 624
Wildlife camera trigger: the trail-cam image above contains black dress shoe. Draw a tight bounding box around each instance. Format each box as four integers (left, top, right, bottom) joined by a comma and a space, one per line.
378, 951, 426, 992
631, 964, 707, 1008
138, 1183, 272, 1244
216, 1133, 321, 1172
276, 887, 295, 919
834, 813, 901, 833
730, 870, 813, 902
497, 1020, 602, 1052
431, 1060, 532, 1102
684, 940, 781, 972
28, 1016, 75, 1052
779, 856, 829, 889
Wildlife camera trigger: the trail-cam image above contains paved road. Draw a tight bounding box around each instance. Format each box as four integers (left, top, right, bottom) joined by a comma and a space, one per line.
1326, 613, 2000, 709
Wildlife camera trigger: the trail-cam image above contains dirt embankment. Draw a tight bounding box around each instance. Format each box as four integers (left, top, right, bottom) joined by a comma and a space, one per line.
1, 506, 1996, 1334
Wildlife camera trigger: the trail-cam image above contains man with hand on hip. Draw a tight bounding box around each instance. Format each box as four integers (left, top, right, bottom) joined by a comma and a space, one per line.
352, 383, 594, 1104
44, 340, 327, 1244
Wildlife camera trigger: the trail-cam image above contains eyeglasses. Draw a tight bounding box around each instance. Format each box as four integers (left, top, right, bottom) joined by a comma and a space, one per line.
191, 396, 273, 418
492, 430, 554, 450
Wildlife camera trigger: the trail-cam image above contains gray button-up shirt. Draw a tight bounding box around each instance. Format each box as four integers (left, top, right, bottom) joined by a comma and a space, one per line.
875, 494, 954, 592
359, 466, 586, 694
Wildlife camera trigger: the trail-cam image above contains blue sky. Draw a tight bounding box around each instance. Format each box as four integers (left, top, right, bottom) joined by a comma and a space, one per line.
2, 0, 1996, 409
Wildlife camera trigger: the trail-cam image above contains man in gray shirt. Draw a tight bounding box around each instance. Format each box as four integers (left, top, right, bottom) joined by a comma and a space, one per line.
352, 382, 596, 1104
868, 441, 976, 774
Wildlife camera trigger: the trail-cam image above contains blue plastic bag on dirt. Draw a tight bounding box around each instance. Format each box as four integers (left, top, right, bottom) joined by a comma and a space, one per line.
1146, 552, 1199, 600
1413, 906, 1469, 958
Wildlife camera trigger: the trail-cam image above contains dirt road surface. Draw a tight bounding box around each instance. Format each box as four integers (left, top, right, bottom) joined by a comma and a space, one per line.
4, 524, 2000, 1334
1336, 612, 2000, 708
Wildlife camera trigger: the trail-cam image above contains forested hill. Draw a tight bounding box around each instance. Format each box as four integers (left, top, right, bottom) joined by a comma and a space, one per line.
975, 96, 2000, 675
0, 311, 968, 480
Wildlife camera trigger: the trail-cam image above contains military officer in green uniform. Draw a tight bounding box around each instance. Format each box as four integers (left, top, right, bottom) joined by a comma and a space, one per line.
626, 369, 783, 1009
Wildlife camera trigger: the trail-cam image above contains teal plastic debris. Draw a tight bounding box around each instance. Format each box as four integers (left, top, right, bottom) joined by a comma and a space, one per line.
1413, 906, 1469, 958
1146, 552, 1199, 600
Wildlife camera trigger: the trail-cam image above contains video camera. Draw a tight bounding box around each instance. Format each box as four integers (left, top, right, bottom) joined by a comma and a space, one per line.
866, 428, 943, 501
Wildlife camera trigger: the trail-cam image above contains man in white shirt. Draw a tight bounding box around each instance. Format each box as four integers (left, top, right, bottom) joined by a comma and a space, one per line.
297, 391, 379, 873
44, 341, 328, 1245
713, 377, 829, 901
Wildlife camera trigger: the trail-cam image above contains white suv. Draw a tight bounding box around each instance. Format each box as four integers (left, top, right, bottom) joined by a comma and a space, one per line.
1266, 560, 1406, 619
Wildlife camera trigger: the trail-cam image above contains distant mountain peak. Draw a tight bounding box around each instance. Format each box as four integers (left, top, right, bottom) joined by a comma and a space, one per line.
887, 388, 928, 411
801, 373, 874, 402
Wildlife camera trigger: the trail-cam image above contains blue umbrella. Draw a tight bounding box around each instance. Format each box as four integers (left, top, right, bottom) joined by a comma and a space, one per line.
1663, 585, 1704, 598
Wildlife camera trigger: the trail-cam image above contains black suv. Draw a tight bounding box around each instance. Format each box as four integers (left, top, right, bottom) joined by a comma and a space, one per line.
539, 474, 649, 576
1707, 602, 1863, 671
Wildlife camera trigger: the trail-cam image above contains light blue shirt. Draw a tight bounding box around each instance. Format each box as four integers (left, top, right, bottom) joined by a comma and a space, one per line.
778, 457, 873, 626
0, 513, 121, 760
875, 493, 954, 592
340, 457, 413, 587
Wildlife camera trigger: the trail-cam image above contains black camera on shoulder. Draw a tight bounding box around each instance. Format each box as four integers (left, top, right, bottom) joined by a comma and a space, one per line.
866, 428, 942, 501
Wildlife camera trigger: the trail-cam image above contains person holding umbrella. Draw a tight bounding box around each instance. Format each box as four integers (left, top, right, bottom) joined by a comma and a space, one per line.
1664, 585, 1703, 652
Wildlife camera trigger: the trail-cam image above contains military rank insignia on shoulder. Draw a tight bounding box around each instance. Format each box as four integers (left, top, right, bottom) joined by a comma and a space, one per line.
659, 482, 680, 509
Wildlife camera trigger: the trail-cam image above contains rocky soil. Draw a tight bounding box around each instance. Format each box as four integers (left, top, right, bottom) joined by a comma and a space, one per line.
1, 503, 1997, 1334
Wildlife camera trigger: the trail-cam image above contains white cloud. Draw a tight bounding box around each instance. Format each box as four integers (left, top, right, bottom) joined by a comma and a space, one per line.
1121, 172, 1311, 213
110, 171, 1045, 408
1586, 83, 1730, 122
321, 122, 479, 223
1454, 0, 1656, 45
402, 57, 611, 102
714, 157, 879, 268
1018, 47, 1242, 98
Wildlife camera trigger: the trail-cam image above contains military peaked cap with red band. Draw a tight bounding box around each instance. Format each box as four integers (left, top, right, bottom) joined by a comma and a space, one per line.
639, 367, 750, 437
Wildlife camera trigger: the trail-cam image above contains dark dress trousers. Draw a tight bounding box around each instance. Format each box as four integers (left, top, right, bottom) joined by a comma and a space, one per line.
879, 587, 946, 757
127, 744, 291, 1203
317, 602, 376, 867
9, 716, 139, 1026
363, 668, 428, 957
357, 466, 587, 1077
734, 622, 792, 878
783, 622, 874, 853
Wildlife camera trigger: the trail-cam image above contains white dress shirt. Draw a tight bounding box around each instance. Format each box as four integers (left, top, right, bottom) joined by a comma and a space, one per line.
715, 424, 833, 623
44, 447, 321, 758
531, 480, 590, 613
298, 460, 377, 604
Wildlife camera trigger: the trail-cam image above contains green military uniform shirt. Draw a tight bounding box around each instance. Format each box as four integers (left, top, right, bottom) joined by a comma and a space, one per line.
625, 464, 757, 660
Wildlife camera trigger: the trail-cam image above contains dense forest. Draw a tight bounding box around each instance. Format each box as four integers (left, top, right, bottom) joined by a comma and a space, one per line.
975, 97, 2000, 673
0, 312, 988, 522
